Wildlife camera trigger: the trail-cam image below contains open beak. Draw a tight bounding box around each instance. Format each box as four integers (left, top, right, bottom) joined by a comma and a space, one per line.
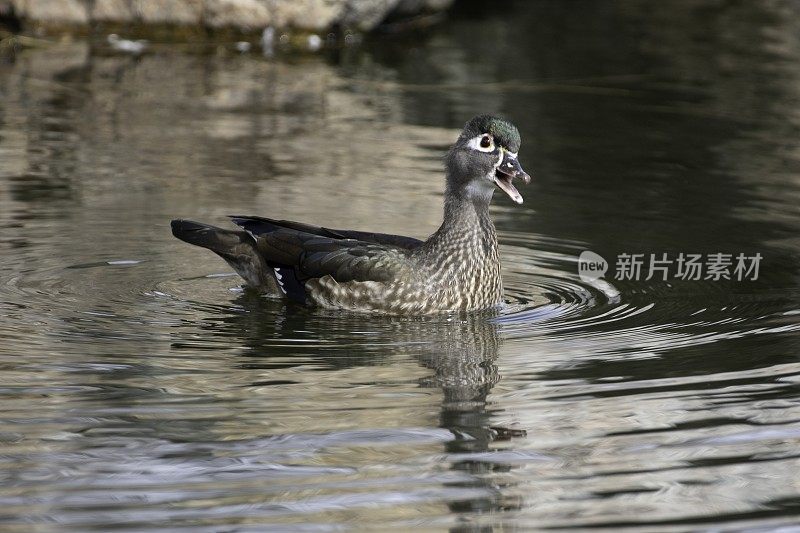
493, 149, 531, 204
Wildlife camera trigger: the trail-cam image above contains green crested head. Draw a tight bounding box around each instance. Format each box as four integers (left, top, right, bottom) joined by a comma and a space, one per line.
458, 115, 521, 153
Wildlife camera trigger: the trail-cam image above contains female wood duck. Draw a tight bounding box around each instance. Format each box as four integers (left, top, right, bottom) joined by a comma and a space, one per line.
171, 115, 530, 314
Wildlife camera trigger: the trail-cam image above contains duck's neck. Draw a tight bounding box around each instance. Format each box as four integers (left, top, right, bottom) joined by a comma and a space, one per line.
417, 180, 503, 308
423, 184, 498, 259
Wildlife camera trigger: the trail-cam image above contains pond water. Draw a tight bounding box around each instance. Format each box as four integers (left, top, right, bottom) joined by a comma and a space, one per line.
2, 1, 800, 530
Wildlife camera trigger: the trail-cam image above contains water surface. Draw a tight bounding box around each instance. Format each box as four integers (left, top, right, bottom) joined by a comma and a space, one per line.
2, 1, 800, 530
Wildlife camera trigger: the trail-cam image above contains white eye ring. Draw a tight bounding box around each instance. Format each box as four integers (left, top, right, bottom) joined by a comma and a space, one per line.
467, 134, 495, 153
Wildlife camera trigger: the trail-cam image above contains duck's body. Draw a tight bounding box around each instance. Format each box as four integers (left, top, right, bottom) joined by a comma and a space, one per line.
171, 115, 529, 315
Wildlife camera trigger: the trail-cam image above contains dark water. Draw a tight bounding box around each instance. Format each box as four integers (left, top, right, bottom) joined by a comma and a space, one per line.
2, 1, 800, 530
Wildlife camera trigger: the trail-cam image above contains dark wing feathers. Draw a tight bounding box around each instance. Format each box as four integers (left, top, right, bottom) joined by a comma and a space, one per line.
230, 215, 345, 240
229, 215, 423, 250
330, 230, 423, 250
300, 241, 403, 283
255, 229, 309, 265
230, 216, 411, 284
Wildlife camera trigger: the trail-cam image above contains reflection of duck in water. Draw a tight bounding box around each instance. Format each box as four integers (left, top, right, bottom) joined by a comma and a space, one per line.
171, 115, 530, 314
189, 297, 526, 514
200, 296, 522, 443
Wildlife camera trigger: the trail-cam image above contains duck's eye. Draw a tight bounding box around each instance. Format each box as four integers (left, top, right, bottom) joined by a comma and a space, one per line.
468, 134, 495, 152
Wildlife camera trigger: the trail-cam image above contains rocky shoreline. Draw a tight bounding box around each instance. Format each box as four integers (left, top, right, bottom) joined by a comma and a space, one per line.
1, 0, 453, 34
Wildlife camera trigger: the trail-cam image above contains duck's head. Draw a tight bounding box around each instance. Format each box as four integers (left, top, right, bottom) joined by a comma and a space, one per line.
446, 115, 531, 205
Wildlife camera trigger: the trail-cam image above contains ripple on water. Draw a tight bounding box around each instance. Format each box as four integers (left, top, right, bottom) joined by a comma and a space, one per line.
1, 225, 799, 530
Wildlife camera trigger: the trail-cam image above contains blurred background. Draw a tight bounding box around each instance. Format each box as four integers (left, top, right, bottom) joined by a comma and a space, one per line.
1, 1, 800, 531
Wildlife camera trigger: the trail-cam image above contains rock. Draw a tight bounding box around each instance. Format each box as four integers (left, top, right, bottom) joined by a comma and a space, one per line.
91, 0, 134, 23
204, 0, 271, 29
13, 0, 88, 24
132, 0, 202, 24
7, 0, 454, 33
264, 0, 344, 31
340, 0, 400, 31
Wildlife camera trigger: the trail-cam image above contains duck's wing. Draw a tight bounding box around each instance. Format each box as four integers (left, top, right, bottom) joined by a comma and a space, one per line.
230, 216, 414, 302
228, 215, 424, 250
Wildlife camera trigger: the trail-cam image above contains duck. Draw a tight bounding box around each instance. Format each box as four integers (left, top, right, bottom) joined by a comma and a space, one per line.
171, 115, 530, 314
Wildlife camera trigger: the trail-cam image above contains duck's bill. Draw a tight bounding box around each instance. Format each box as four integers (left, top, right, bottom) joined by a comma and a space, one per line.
494, 153, 531, 205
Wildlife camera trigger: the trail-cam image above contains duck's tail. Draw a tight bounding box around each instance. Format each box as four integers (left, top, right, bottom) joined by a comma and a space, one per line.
170, 219, 282, 296
171, 219, 245, 252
